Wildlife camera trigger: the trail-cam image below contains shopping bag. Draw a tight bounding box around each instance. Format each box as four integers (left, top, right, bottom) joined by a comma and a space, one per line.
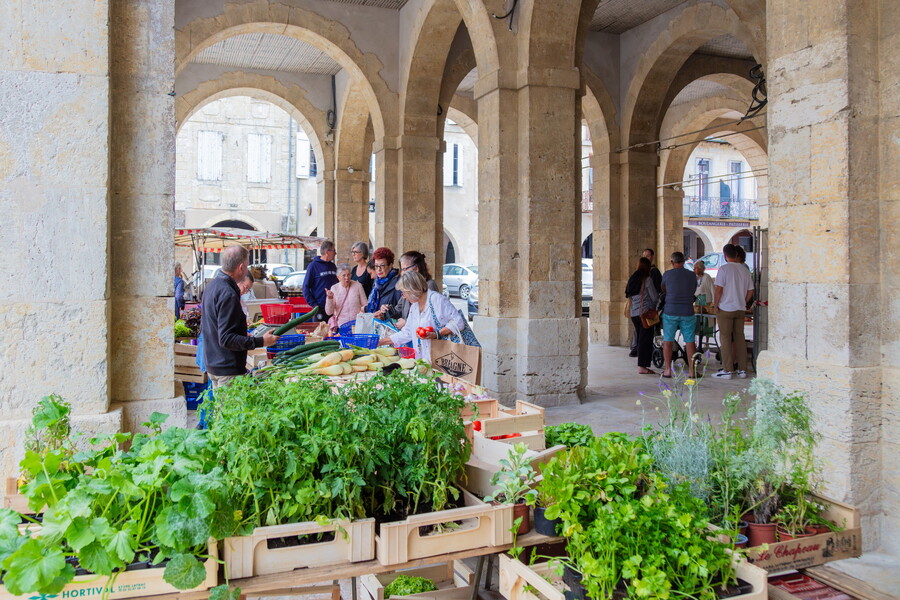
355, 312, 375, 334
430, 338, 481, 384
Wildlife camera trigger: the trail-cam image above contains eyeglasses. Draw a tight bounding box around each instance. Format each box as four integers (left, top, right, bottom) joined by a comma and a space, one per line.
401, 265, 416, 272
351, 250, 362, 254
374, 263, 390, 270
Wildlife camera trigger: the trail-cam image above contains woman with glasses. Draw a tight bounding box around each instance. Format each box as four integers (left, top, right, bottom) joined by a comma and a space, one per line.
349, 241, 374, 296
365, 247, 403, 320
394, 251, 439, 328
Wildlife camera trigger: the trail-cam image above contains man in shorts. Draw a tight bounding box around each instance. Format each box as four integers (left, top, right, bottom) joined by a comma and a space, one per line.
660, 251, 698, 378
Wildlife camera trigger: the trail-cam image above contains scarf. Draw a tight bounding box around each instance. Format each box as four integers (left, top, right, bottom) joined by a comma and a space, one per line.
366, 269, 397, 313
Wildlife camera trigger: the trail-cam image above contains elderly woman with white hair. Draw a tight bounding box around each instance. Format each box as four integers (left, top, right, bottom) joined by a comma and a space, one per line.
378, 271, 467, 361
325, 263, 368, 332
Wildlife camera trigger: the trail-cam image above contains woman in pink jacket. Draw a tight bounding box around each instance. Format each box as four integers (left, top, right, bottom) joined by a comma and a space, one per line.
325, 263, 368, 332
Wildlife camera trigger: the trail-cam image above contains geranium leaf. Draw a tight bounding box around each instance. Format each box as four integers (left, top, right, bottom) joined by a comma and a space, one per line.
0, 508, 21, 538
66, 516, 96, 551
79, 541, 120, 575
105, 528, 136, 563
1, 538, 70, 595
163, 553, 207, 589
209, 584, 243, 600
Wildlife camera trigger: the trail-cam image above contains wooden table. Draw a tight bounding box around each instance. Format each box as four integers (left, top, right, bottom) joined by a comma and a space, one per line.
151, 532, 563, 600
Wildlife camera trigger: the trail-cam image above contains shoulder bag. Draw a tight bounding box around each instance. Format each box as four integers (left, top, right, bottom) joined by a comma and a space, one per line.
639, 278, 660, 329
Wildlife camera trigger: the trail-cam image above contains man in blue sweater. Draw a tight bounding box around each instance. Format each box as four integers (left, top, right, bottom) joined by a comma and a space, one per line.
202, 246, 279, 389
302, 240, 338, 322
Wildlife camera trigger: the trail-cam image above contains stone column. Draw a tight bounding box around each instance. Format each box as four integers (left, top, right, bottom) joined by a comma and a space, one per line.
0, 0, 122, 473
107, 0, 183, 431
398, 134, 443, 269
317, 171, 335, 241
373, 139, 399, 251
658, 185, 683, 264
758, 0, 886, 550
590, 151, 626, 345
333, 169, 371, 262
474, 71, 586, 406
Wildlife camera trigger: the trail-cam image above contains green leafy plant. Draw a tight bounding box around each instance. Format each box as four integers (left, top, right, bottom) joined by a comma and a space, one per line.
544, 422, 593, 448
384, 574, 438, 597
484, 443, 538, 505
174, 319, 193, 338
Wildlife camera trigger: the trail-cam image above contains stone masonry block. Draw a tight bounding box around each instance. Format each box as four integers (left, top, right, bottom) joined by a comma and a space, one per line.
110, 0, 175, 90
526, 281, 578, 319
768, 203, 849, 284
111, 93, 176, 196
516, 354, 585, 396
0, 186, 109, 303
0, 409, 121, 486
110, 296, 174, 402
110, 395, 187, 436
0, 70, 109, 188
809, 119, 850, 203
20, 0, 109, 75
111, 193, 174, 298
0, 301, 109, 420
767, 127, 811, 206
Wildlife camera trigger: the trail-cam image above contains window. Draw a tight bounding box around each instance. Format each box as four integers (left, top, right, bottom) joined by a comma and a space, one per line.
247, 133, 272, 183
309, 146, 318, 178
697, 158, 711, 200
729, 160, 742, 201
443, 143, 461, 187
197, 130, 223, 181
296, 135, 311, 179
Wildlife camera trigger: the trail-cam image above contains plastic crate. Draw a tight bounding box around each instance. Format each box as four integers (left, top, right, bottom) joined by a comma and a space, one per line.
399, 346, 416, 359
183, 381, 212, 411
287, 296, 313, 312
266, 334, 305, 358
338, 321, 355, 336
340, 334, 380, 349
261, 303, 293, 325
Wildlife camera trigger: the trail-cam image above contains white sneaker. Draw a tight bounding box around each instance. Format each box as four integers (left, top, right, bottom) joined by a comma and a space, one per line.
713, 370, 734, 379
736, 371, 748, 379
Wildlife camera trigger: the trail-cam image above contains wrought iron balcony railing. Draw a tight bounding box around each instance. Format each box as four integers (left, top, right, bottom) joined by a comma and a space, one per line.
683, 196, 759, 219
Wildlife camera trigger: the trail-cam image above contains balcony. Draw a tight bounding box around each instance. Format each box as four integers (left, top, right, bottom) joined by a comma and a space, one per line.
682, 196, 759, 219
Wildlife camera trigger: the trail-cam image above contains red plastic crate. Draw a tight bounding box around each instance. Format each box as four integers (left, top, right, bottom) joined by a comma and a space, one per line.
399, 347, 416, 359
287, 296, 313, 312
261, 303, 293, 325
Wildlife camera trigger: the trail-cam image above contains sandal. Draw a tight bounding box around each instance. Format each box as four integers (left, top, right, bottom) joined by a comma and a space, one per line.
661, 372, 673, 378
638, 369, 656, 375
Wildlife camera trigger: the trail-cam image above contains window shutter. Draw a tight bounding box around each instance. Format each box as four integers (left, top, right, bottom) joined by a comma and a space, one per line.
453, 144, 461, 187
443, 144, 454, 186
247, 133, 272, 183
296, 136, 311, 179
197, 130, 223, 181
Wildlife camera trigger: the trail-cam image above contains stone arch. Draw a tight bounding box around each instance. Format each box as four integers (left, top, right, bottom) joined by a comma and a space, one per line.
176, 11, 389, 138
202, 212, 267, 232
175, 75, 330, 176
684, 226, 715, 257
622, 2, 761, 148
447, 107, 477, 145
443, 227, 463, 265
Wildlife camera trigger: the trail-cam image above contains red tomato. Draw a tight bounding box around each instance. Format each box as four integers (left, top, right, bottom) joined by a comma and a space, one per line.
426, 326, 434, 333
473, 420, 482, 431
416, 327, 426, 338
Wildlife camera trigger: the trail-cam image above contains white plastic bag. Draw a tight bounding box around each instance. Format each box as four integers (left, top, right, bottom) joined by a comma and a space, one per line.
355, 312, 375, 334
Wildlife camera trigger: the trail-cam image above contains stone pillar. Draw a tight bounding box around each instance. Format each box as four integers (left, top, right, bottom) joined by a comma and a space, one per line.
658, 185, 683, 263
474, 72, 586, 407
333, 169, 371, 262
758, 0, 886, 551
373, 139, 399, 251
107, 0, 184, 430
317, 171, 335, 241
398, 134, 442, 269
590, 151, 626, 345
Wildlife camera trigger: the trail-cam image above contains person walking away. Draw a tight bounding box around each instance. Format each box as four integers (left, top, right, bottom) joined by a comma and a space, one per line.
624, 257, 658, 374
366, 247, 403, 320
395, 251, 439, 328
628, 249, 662, 357
174, 262, 186, 319
660, 252, 698, 378
712, 244, 755, 379
202, 246, 279, 389
325, 264, 368, 332
302, 240, 338, 322
378, 272, 467, 361
350, 241, 375, 296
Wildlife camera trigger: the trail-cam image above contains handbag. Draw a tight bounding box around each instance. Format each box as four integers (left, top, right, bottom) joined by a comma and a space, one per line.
639, 279, 660, 329
427, 298, 481, 383
428, 300, 481, 347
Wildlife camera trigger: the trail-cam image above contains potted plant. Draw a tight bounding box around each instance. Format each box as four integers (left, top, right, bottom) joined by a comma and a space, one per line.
484, 443, 538, 535
526, 488, 560, 536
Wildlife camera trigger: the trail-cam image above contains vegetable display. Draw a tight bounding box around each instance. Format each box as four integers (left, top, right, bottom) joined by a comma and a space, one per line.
262, 344, 430, 378
174, 319, 192, 338
384, 575, 438, 597
273, 307, 319, 335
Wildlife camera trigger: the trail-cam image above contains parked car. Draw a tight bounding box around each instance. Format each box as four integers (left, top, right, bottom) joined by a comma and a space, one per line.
581, 259, 592, 316
255, 263, 296, 281
442, 264, 478, 299
692, 252, 755, 278
467, 283, 478, 321
280, 271, 307, 290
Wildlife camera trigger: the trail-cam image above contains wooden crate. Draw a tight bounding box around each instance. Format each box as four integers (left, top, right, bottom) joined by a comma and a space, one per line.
498, 552, 767, 600
360, 561, 474, 600
376, 490, 514, 566
0, 540, 217, 600
464, 437, 565, 498
746, 494, 861, 572
442, 374, 490, 398
246, 347, 269, 370
463, 400, 546, 451
3, 477, 31, 514
174, 342, 207, 384
223, 518, 376, 579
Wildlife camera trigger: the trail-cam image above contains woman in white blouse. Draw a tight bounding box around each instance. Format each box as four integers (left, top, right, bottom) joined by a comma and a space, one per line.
379, 271, 465, 361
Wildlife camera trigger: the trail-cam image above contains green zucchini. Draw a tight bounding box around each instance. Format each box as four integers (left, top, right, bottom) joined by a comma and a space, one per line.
283, 339, 339, 356
274, 307, 319, 335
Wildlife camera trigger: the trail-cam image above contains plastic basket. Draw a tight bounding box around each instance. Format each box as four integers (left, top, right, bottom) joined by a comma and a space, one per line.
266, 334, 305, 355
399, 346, 416, 359
261, 303, 293, 325
340, 334, 380, 349
287, 296, 313, 312
338, 321, 355, 336
183, 381, 212, 411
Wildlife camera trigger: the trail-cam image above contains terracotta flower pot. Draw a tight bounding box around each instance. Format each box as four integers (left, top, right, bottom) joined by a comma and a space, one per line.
777, 526, 817, 542
512, 502, 531, 535
747, 522, 777, 547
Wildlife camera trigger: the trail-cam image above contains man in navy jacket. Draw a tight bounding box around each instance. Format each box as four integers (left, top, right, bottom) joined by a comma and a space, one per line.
302, 240, 338, 321
202, 246, 279, 389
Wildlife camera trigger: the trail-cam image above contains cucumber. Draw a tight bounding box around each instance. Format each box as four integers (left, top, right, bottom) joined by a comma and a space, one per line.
274, 307, 319, 335
283, 339, 339, 356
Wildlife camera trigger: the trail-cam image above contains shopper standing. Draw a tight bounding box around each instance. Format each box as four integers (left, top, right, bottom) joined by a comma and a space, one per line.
302, 240, 338, 322
625, 257, 658, 375
366, 247, 403, 320
660, 252, 698, 378
350, 241, 375, 296
395, 251, 439, 328
712, 244, 755, 379
202, 246, 279, 389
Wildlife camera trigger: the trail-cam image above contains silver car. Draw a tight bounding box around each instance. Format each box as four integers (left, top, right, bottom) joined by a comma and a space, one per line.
442, 263, 478, 299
